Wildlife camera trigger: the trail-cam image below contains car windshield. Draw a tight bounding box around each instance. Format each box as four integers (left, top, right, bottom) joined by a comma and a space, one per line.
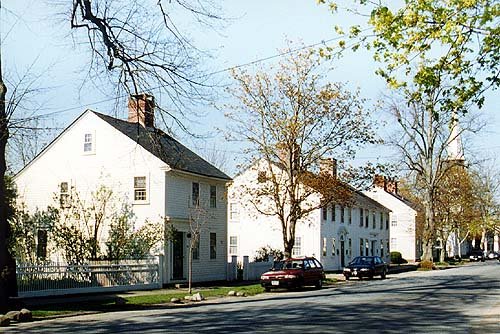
272, 260, 303, 270
350, 257, 374, 265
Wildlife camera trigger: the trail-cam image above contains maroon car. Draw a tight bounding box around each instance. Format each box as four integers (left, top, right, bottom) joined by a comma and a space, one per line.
260, 257, 325, 291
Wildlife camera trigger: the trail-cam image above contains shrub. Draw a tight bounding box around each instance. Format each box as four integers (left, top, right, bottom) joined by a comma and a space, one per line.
253, 246, 284, 262
390, 251, 407, 264
419, 260, 434, 270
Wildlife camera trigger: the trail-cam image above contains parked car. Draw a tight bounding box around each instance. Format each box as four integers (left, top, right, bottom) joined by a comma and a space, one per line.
260, 257, 325, 291
343, 256, 388, 280
469, 250, 485, 262
486, 251, 499, 260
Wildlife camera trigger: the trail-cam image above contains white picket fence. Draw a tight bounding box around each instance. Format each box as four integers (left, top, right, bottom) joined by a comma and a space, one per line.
16, 256, 163, 298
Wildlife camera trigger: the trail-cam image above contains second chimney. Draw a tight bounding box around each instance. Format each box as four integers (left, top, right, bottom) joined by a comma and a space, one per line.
128, 94, 155, 128
319, 158, 337, 178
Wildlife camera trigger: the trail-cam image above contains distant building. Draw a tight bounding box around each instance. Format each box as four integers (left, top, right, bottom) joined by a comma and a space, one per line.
364, 176, 418, 262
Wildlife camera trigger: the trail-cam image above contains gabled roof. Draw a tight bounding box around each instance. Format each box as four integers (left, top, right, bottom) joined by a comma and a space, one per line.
92, 111, 231, 180
387, 191, 418, 211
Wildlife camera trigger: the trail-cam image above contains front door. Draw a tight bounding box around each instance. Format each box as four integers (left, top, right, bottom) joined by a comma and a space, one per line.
172, 231, 184, 280
340, 241, 345, 267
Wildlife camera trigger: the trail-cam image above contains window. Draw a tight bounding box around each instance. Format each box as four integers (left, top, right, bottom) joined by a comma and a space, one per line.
210, 233, 217, 259
331, 238, 336, 256
37, 230, 47, 259
348, 238, 352, 257
229, 203, 239, 220
372, 212, 376, 229
229, 236, 238, 255
380, 212, 384, 229
60, 182, 70, 207
292, 237, 302, 257
365, 210, 369, 228
134, 176, 147, 201
380, 240, 384, 258
322, 237, 327, 256
83, 133, 95, 153
391, 220, 398, 227
348, 208, 352, 225
386, 215, 390, 229
331, 205, 335, 221
340, 206, 344, 223
365, 240, 369, 256
390, 238, 397, 251
210, 185, 217, 208
192, 238, 200, 260
359, 238, 363, 257
192, 182, 200, 206
359, 208, 364, 227
371, 240, 376, 256
322, 206, 327, 221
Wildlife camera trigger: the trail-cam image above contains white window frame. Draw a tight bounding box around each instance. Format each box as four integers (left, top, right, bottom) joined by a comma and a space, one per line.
133, 176, 149, 204
60, 181, 70, 208
192, 182, 200, 207
292, 237, 302, 257
229, 236, 238, 255
229, 203, 239, 221
83, 132, 96, 154
209, 185, 217, 208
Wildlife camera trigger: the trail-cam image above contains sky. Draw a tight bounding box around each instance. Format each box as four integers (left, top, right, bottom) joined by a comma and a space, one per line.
2, 0, 499, 176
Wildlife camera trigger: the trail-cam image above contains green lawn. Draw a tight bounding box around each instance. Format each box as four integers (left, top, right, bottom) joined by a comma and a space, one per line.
30, 284, 265, 318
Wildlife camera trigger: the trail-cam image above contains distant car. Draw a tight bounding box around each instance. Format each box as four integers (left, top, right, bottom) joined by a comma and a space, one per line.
486, 251, 499, 260
260, 257, 325, 291
469, 250, 485, 262
343, 256, 388, 280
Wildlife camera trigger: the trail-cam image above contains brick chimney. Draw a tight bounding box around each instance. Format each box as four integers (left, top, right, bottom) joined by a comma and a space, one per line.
386, 179, 398, 194
128, 94, 155, 128
374, 175, 386, 189
373, 175, 398, 194
319, 158, 337, 178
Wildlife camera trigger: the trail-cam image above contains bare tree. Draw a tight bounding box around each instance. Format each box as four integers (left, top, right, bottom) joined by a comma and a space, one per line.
386, 88, 483, 262
226, 47, 380, 257
187, 202, 211, 294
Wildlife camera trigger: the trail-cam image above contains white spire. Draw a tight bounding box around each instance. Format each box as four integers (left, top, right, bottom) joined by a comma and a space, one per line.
446, 110, 465, 162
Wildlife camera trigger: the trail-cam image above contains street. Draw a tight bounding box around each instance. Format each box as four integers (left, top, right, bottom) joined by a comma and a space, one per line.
5, 261, 500, 333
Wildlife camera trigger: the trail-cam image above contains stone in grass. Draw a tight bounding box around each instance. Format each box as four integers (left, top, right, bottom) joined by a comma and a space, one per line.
5, 311, 20, 321
236, 291, 247, 297
184, 295, 192, 301
0, 315, 11, 327
18, 309, 32, 322
191, 293, 204, 302
227, 290, 236, 296
170, 297, 181, 303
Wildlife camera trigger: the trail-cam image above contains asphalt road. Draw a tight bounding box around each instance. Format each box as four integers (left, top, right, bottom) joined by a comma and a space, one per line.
5, 261, 500, 333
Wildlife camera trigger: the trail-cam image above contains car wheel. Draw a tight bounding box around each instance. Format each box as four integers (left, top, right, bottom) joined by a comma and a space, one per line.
345, 275, 350, 281
381, 270, 387, 279
368, 274, 374, 280
264, 287, 271, 292
315, 279, 323, 289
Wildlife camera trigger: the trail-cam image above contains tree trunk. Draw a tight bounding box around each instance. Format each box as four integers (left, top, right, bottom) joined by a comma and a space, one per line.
421, 193, 435, 262
0, 47, 12, 311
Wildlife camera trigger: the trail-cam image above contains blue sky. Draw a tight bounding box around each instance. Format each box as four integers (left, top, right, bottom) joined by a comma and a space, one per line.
3, 0, 499, 176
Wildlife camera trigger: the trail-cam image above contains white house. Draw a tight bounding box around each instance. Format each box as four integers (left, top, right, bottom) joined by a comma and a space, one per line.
14, 94, 231, 284
227, 159, 391, 270
363, 176, 418, 262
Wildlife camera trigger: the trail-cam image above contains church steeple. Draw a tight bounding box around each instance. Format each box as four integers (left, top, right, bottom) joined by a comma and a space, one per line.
446, 110, 465, 165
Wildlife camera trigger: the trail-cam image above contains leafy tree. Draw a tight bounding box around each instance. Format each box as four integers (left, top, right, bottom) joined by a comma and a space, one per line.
321, 0, 499, 113
226, 46, 379, 258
